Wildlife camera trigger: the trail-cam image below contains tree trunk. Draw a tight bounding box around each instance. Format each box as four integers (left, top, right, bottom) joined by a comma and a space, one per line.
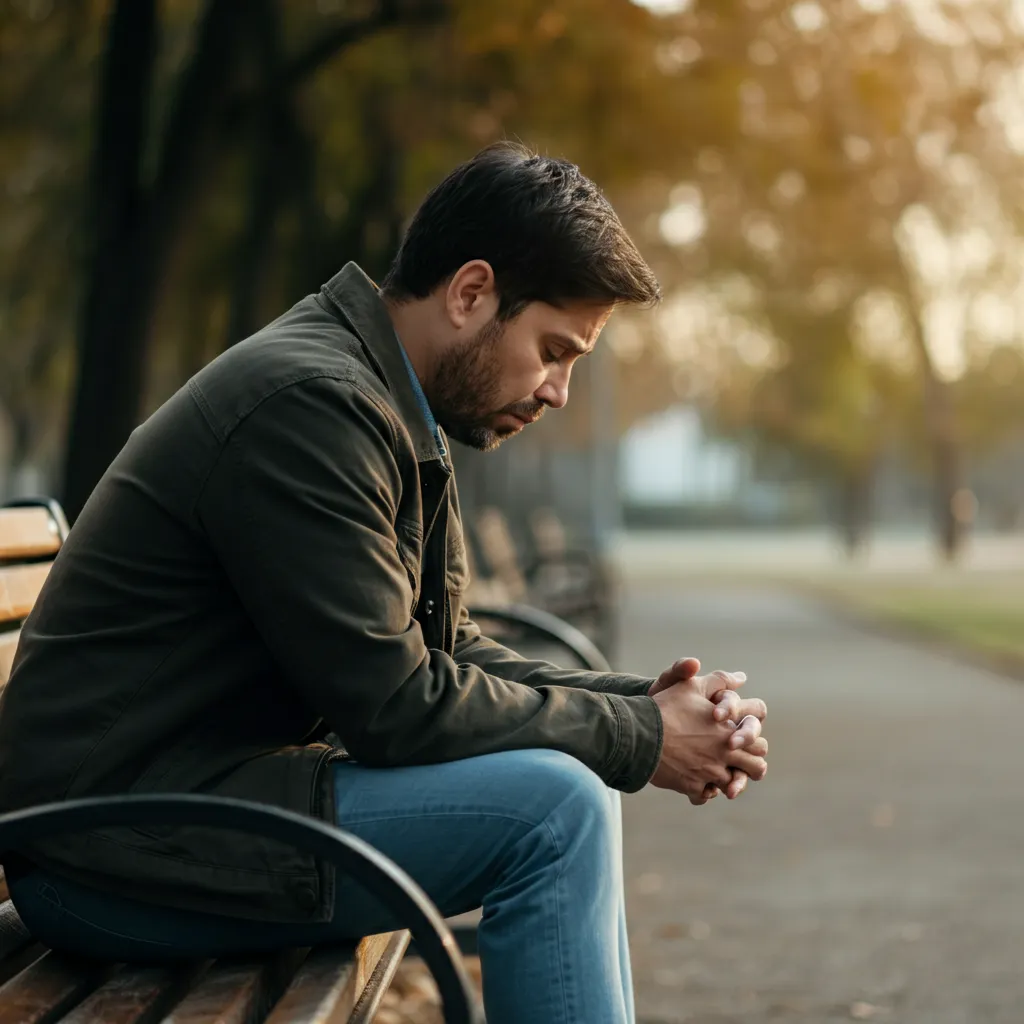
838, 461, 873, 559
63, 0, 440, 518
63, 0, 243, 520
226, 0, 285, 347
61, 0, 157, 519
225, 115, 285, 346
907, 322, 964, 562
890, 258, 966, 562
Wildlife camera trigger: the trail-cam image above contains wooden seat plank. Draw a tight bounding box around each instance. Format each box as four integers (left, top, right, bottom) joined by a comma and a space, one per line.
264, 932, 407, 1024
161, 950, 304, 1024
0, 950, 110, 1024
0, 565, 51, 625
0, 630, 20, 685
0, 509, 61, 562
344, 932, 411, 1024
0, 901, 30, 962
61, 963, 202, 1024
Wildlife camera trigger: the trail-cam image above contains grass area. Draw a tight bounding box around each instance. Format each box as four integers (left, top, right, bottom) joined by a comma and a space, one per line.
812, 572, 1024, 669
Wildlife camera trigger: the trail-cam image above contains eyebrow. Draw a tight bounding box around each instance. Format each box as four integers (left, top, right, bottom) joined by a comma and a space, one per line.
547, 332, 594, 356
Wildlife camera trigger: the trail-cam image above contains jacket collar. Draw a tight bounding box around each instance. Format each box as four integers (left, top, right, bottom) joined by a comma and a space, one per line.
320, 262, 444, 464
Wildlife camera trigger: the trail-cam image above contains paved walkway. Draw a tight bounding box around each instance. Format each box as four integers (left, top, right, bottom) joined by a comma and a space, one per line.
618, 580, 1024, 1023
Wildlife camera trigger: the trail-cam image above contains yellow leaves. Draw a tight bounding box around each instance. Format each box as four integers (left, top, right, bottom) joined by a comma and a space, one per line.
456, 3, 568, 56
535, 9, 568, 42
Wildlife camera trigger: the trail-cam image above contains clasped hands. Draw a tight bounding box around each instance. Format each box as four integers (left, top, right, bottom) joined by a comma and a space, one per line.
648, 657, 768, 806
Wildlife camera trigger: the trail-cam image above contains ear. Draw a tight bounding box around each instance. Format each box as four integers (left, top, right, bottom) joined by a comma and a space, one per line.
444, 261, 497, 329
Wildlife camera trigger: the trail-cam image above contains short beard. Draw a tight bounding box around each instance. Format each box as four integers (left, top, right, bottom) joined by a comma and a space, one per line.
429, 317, 543, 451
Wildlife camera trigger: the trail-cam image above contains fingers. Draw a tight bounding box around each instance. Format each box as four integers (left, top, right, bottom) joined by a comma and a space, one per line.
712, 688, 740, 722
728, 714, 763, 750
708, 763, 733, 786
658, 657, 701, 687
688, 782, 720, 806
712, 690, 766, 723
706, 673, 748, 718
726, 747, 768, 780
741, 736, 768, 757
725, 771, 748, 800
651, 657, 702, 697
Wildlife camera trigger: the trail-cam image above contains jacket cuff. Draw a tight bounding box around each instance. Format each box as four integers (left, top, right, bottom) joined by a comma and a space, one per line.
599, 674, 656, 698
601, 693, 663, 793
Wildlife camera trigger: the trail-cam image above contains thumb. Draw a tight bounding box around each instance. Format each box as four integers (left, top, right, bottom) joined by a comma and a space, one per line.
656, 657, 701, 689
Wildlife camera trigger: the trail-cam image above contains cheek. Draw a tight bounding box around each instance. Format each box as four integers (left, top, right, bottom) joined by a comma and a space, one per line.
496, 347, 546, 400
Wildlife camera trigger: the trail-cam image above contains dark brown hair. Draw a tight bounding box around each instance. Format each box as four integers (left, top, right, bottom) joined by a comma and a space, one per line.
382, 142, 660, 319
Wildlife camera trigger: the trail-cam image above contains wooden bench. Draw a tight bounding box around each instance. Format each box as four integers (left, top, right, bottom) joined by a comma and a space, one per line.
0, 499, 480, 1024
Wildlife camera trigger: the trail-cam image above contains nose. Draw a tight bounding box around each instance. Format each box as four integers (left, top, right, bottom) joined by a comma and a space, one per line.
536, 367, 571, 410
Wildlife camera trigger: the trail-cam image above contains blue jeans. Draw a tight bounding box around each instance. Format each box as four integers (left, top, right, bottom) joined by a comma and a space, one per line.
9, 749, 635, 1024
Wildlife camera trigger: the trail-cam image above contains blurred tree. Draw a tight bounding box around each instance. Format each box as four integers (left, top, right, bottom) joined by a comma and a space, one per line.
637, 0, 1024, 559
0, 1, 92, 495
3, 0, 1024, 550
62, 0, 443, 519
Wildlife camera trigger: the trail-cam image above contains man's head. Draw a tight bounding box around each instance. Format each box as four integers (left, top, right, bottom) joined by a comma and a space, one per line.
381, 143, 660, 451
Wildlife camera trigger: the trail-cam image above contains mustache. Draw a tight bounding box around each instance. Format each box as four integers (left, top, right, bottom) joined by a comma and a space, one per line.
499, 399, 545, 422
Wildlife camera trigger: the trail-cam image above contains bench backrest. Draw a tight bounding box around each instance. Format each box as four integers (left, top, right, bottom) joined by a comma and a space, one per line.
0, 501, 68, 687
473, 507, 528, 602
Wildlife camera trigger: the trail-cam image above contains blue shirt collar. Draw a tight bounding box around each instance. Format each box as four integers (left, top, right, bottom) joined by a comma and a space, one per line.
396, 338, 447, 459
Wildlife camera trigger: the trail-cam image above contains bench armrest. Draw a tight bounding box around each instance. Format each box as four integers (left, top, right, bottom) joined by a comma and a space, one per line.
469, 602, 612, 672
0, 794, 480, 1024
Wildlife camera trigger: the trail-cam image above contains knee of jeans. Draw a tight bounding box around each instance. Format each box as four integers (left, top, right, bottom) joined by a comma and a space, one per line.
514, 750, 614, 836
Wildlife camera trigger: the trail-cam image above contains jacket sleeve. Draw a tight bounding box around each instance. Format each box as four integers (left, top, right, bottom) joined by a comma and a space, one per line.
195, 378, 662, 792
453, 612, 655, 697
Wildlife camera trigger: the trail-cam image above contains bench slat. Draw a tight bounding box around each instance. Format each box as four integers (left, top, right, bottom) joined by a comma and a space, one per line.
0, 509, 61, 562
0, 631, 20, 686
264, 932, 408, 1024
60, 963, 201, 1024
161, 950, 304, 1024
159, 961, 264, 1024
0, 950, 110, 1024
344, 932, 411, 1024
0, 901, 30, 962
0, 565, 51, 627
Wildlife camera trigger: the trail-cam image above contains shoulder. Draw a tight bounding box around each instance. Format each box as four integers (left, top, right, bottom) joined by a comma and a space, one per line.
189, 294, 400, 447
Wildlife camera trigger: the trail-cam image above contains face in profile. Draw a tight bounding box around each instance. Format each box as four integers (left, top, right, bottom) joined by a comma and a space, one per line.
430, 299, 614, 451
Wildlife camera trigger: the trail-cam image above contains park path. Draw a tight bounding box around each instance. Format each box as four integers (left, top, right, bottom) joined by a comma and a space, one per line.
617, 580, 1024, 1024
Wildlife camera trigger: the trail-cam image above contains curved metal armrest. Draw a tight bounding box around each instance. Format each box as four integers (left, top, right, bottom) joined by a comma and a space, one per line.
469, 602, 612, 673
0, 795, 481, 1024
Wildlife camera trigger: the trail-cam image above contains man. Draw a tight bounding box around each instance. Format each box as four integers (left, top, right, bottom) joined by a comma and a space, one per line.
0, 144, 767, 1024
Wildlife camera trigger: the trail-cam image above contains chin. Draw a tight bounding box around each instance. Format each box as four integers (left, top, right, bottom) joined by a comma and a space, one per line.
449, 425, 510, 452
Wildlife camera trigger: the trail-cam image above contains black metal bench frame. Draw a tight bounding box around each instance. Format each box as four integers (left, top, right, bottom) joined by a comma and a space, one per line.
0, 794, 482, 1022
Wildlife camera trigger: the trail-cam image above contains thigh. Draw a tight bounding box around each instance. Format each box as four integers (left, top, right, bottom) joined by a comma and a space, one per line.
328, 748, 607, 932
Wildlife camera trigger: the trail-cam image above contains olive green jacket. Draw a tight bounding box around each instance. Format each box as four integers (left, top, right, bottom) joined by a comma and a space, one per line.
0, 264, 663, 923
